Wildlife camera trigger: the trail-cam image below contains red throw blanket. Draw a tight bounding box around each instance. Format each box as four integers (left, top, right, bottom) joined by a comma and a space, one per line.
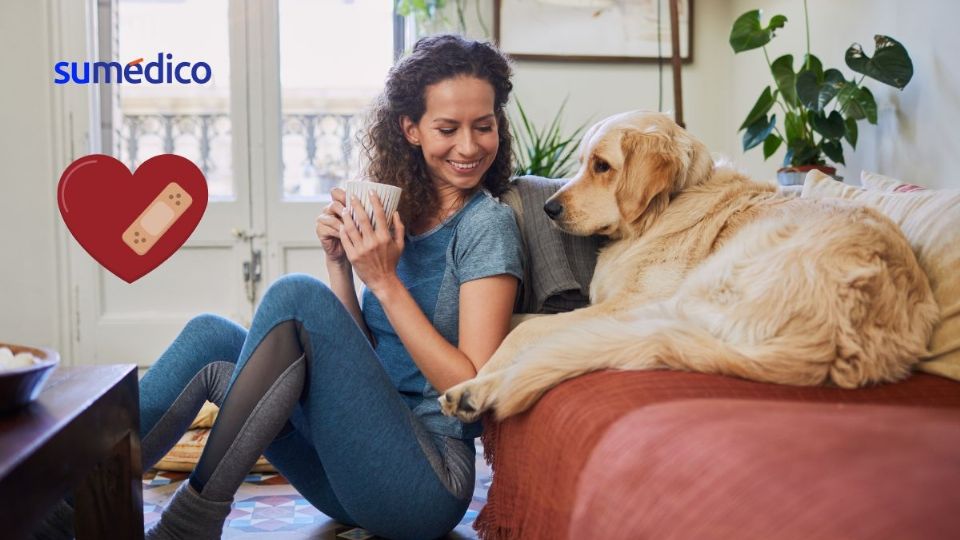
475, 370, 960, 540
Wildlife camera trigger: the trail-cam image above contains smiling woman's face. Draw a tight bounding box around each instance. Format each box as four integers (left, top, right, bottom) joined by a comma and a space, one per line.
402, 76, 499, 193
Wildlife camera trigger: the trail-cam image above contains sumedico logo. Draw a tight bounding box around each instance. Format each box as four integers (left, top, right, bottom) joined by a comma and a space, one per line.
53, 53, 212, 85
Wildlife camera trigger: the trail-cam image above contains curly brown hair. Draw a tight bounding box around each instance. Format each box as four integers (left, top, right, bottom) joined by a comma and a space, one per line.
359, 34, 514, 226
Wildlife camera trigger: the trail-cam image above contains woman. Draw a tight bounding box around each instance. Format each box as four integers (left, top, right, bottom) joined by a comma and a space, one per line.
136, 34, 522, 540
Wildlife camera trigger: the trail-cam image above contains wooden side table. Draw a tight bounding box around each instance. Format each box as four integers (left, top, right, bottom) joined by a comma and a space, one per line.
0, 364, 143, 540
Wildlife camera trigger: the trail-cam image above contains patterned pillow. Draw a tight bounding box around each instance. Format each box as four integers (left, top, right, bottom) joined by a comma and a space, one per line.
860, 171, 927, 193
189, 401, 219, 429
801, 170, 960, 381
154, 428, 275, 473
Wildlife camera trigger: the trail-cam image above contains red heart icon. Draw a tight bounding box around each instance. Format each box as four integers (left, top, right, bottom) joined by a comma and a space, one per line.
57, 154, 208, 283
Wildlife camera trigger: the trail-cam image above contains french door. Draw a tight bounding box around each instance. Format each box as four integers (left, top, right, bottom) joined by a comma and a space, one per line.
71, 0, 397, 367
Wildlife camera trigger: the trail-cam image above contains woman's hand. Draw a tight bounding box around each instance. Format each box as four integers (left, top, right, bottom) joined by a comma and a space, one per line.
340, 191, 405, 294
315, 188, 349, 263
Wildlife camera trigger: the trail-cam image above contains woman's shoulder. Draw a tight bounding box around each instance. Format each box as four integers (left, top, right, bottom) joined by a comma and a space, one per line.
450, 190, 524, 277
450, 190, 522, 258
459, 190, 519, 231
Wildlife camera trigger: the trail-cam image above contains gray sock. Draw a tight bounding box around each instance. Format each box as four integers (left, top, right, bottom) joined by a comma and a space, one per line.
144, 481, 232, 540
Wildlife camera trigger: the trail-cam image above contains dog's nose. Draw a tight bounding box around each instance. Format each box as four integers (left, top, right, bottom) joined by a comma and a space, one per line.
543, 199, 564, 220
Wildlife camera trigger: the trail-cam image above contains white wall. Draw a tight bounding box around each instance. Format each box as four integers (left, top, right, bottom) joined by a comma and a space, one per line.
0, 0, 63, 350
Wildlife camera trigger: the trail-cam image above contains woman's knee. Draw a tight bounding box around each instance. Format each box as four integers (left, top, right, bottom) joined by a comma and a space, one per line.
184, 313, 244, 339
181, 313, 247, 357
260, 273, 339, 313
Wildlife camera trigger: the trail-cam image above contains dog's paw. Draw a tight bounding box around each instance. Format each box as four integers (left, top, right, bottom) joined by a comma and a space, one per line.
439, 379, 494, 423
486, 348, 563, 420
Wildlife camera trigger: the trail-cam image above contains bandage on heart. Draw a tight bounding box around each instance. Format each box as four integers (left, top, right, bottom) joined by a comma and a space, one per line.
122, 182, 193, 255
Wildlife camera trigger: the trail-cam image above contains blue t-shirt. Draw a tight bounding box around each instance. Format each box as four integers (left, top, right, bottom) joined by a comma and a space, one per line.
361, 189, 523, 439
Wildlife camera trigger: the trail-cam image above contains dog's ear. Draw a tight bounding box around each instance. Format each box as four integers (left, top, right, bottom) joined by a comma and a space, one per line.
675, 126, 714, 189
615, 129, 681, 230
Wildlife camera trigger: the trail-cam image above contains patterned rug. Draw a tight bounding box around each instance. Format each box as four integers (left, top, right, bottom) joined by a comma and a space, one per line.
143, 440, 491, 539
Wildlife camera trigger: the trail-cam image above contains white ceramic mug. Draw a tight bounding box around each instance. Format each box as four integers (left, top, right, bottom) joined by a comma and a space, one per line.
343, 180, 402, 230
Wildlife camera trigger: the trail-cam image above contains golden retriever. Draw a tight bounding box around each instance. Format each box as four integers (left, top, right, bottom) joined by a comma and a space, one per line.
439, 111, 939, 422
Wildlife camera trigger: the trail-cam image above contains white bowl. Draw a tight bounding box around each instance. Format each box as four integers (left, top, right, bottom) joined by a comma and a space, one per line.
0, 343, 60, 413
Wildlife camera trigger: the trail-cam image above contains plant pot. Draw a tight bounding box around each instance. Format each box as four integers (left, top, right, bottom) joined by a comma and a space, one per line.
776, 165, 837, 187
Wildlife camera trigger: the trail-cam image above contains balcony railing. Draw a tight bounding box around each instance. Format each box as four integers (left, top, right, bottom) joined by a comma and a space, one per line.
117, 112, 364, 199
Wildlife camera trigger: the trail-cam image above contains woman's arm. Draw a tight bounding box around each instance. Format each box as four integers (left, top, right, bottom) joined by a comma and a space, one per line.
325, 258, 372, 343
372, 274, 517, 393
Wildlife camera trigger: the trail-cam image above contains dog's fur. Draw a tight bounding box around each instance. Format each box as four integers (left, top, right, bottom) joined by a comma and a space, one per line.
440, 111, 940, 422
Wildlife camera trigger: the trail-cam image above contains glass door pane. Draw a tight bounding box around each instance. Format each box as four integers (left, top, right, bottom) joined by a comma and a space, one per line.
278, 0, 394, 200
116, 0, 234, 199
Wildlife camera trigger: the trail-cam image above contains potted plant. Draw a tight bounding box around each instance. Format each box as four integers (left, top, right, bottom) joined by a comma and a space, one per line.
729, 1, 913, 185
511, 98, 586, 179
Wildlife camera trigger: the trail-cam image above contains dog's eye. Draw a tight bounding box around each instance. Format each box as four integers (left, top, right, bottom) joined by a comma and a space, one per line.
593, 159, 611, 173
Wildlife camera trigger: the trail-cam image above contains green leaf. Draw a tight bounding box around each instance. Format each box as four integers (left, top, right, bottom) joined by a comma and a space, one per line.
743, 114, 777, 151
395, 0, 412, 17
844, 116, 858, 148
763, 133, 782, 160
802, 54, 823, 78
836, 83, 860, 119
845, 35, 914, 89
796, 70, 820, 111
838, 83, 878, 124
784, 112, 804, 144
819, 69, 845, 109
770, 55, 797, 107
861, 86, 878, 124
730, 10, 787, 53
797, 68, 845, 112
739, 86, 776, 131
821, 139, 845, 165
412, 0, 427, 15
811, 110, 845, 139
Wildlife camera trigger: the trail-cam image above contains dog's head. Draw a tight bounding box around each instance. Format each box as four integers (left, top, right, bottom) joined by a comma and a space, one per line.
544, 111, 713, 239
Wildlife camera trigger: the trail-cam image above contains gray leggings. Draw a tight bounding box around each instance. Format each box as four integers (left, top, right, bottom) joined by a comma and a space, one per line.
138, 274, 474, 539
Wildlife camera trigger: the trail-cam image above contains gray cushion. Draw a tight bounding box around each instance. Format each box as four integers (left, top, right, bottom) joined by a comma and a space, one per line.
500, 176, 605, 313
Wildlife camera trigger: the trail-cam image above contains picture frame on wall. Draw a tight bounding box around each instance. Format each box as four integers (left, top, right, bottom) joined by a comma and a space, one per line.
494, 0, 694, 63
